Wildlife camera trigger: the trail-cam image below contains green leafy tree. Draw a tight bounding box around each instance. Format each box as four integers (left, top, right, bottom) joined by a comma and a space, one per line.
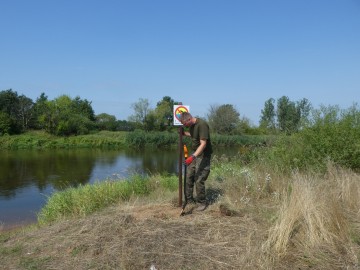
237, 116, 261, 135
144, 110, 157, 131
43, 95, 71, 135
260, 96, 312, 134
296, 98, 312, 128
155, 96, 175, 128
260, 98, 276, 131
277, 96, 298, 134
0, 89, 18, 116
208, 104, 240, 134
0, 111, 11, 135
96, 113, 117, 131
37, 95, 95, 135
33, 93, 49, 129
116, 120, 136, 131
55, 95, 95, 135
129, 98, 150, 125
71, 96, 95, 121
37, 99, 57, 133
18, 95, 34, 130
277, 96, 312, 134
0, 89, 22, 133
153, 96, 176, 131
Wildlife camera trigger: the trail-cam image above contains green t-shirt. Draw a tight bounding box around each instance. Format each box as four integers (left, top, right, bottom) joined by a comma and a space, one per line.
189, 118, 213, 157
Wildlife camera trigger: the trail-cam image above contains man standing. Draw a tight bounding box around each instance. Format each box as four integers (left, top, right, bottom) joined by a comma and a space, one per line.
180, 112, 212, 211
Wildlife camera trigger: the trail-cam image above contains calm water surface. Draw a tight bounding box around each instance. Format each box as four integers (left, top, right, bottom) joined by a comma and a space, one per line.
0, 148, 239, 229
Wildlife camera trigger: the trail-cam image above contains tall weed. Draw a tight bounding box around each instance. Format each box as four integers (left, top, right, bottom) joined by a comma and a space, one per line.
263, 165, 360, 268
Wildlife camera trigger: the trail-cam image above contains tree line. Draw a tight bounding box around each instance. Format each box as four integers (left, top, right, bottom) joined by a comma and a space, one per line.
0, 88, 355, 137
130, 95, 313, 135
0, 89, 135, 136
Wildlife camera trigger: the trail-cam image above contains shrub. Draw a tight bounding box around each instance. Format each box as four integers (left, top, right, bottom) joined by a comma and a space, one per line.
261, 104, 360, 172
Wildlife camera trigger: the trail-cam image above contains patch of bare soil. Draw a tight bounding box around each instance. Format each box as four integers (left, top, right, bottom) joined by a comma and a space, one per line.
0, 202, 270, 270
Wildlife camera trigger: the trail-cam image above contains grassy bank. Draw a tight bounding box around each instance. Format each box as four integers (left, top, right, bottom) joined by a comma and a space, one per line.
0, 130, 128, 149
2, 116, 360, 268
1, 157, 359, 269
37, 174, 178, 225
0, 130, 270, 149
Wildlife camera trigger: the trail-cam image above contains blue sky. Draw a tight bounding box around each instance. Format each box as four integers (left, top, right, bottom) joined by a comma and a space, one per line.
1, 0, 359, 125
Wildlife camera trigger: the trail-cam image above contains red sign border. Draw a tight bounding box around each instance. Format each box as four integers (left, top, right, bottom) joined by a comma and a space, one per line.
174, 105, 189, 121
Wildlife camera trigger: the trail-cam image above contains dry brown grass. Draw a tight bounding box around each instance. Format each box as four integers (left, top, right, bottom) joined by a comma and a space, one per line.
0, 201, 269, 270
263, 165, 360, 269
1, 163, 360, 269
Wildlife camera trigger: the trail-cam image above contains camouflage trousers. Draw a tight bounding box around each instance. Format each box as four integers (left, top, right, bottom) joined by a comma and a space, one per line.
185, 154, 211, 204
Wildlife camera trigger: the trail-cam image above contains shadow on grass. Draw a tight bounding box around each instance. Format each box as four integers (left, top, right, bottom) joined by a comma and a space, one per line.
206, 187, 224, 205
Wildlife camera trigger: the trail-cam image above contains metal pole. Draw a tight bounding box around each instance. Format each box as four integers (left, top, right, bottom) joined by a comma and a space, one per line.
178, 126, 183, 207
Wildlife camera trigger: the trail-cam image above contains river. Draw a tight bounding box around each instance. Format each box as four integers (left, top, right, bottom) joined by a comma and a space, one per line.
0, 147, 239, 229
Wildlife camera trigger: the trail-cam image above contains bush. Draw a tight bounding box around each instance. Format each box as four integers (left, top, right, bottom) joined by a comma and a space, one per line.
125, 130, 177, 148
261, 105, 360, 172
0, 111, 11, 135
211, 134, 270, 147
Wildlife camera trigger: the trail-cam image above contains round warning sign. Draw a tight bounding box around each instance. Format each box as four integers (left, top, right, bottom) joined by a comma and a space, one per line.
173, 105, 190, 126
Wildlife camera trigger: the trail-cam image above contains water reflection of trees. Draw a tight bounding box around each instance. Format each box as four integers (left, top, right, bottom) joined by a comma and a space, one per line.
0, 148, 237, 198
0, 148, 180, 199
0, 150, 106, 198
124, 148, 178, 176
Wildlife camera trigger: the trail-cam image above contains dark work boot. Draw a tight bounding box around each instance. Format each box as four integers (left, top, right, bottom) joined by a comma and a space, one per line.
195, 202, 208, 211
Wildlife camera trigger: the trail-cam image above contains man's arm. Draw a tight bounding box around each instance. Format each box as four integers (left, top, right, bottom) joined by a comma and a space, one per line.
193, 139, 207, 157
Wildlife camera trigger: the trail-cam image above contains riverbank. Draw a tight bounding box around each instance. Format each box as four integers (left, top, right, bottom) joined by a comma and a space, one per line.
0, 130, 270, 150
0, 130, 128, 149
1, 160, 359, 269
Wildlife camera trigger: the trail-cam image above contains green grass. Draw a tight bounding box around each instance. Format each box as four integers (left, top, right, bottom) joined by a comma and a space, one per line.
37, 174, 178, 224
0, 130, 273, 150
0, 244, 23, 256
0, 130, 127, 149
20, 256, 52, 270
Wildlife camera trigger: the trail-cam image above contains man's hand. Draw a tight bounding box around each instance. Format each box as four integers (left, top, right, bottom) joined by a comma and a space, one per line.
184, 154, 196, 166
